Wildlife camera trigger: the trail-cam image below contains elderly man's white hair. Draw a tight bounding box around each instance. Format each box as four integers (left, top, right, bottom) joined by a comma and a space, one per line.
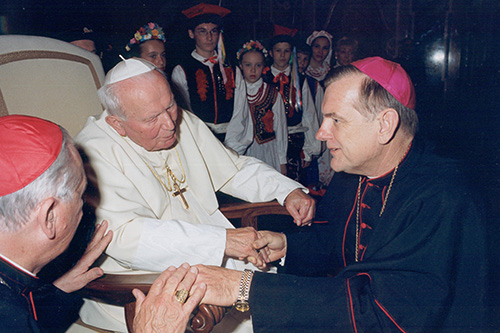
0, 129, 82, 232
97, 57, 166, 119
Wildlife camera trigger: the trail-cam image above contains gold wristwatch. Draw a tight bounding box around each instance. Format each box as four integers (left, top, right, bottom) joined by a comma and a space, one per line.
234, 269, 253, 312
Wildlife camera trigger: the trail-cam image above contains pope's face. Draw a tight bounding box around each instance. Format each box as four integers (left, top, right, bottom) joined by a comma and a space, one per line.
189, 23, 220, 58
316, 73, 381, 175
113, 71, 178, 151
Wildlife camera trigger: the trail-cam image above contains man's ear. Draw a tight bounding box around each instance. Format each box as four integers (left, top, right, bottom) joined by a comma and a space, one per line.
377, 108, 400, 145
37, 197, 57, 240
105, 115, 126, 136
188, 29, 195, 39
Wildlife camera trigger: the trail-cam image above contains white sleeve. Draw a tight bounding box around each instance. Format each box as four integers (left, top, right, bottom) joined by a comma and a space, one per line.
273, 93, 288, 165
301, 80, 321, 161
224, 67, 254, 154
171, 65, 192, 111
220, 155, 305, 205
133, 218, 226, 271
76, 133, 227, 271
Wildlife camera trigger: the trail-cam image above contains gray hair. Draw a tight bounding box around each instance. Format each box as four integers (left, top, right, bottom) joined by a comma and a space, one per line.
0, 128, 83, 232
324, 65, 419, 136
97, 68, 168, 120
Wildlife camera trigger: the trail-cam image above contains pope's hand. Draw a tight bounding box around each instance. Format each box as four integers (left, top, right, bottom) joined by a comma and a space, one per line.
284, 189, 316, 226
133, 264, 206, 333
225, 227, 265, 268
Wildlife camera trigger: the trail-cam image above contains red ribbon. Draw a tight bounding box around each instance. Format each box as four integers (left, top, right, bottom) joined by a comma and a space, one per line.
204, 56, 218, 64
273, 72, 289, 97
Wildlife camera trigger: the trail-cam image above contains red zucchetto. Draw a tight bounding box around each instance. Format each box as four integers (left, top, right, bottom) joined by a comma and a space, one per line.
0, 115, 62, 196
352, 56, 416, 110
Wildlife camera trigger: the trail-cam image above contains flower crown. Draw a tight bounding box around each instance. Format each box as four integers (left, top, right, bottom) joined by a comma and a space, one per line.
125, 22, 165, 51
236, 40, 268, 60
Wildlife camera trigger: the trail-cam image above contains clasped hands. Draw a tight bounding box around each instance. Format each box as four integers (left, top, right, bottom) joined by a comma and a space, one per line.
225, 228, 287, 270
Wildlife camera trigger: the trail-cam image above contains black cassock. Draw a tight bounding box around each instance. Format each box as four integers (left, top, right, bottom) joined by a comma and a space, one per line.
0, 257, 82, 332
249, 139, 496, 332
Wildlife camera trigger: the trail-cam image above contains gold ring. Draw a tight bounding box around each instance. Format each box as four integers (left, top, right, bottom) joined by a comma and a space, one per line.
174, 289, 189, 304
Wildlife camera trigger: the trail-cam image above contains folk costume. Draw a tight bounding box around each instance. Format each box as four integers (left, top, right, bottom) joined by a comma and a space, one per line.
305, 30, 333, 82
171, 51, 234, 127
75, 107, 303, 330
306, 30, 335, 187
225, 68, 288, 172
171, 3, 234, 141
264, 64, 321, 184
0, 255, 82, 333
248, 139, 489, 332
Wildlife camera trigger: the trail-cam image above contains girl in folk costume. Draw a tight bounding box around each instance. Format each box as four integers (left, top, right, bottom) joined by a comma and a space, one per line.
263, 33, 321, 185
306, 30, 335, 188
225, 40, 288, 174
305, 30, 333, 116
125, 22, 167, 72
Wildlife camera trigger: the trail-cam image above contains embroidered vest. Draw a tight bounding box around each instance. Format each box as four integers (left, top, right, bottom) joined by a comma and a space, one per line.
248, 84, 279, 144
263, 71, 302, 127
180, 56, 234, 124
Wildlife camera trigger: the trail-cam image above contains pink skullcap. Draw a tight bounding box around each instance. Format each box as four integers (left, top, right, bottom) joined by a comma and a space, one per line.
352, 56, 416, 110
0, 115, 63, 196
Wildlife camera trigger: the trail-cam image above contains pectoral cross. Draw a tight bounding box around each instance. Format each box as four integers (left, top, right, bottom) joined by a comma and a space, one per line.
172, 182, 189, 210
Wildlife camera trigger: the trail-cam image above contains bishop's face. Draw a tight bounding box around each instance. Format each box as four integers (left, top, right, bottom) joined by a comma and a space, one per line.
316, 73, 382, 176
110, 71, 178, 151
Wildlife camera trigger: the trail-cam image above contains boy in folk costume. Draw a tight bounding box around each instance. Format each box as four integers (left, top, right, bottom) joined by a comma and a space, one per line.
225, 40, 288, 174
263, 29, 321, 185
171, 3, 235, 141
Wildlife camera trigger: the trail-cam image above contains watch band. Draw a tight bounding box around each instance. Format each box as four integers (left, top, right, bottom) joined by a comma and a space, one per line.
234, 269, 253, 312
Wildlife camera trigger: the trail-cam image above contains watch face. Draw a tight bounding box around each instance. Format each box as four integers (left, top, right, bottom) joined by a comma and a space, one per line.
235, 300, 250, 312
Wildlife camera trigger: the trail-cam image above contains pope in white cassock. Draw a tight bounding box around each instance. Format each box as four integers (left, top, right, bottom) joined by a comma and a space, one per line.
74, 58, 315, 332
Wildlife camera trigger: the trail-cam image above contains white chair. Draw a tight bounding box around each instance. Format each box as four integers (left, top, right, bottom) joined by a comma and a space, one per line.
0, 34, 105, 136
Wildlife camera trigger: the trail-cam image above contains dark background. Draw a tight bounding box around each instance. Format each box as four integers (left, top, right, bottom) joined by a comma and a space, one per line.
1, 0, 499, 214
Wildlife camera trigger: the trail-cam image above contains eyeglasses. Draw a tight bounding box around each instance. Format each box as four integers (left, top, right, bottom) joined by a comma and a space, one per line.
195, 28, 220, 37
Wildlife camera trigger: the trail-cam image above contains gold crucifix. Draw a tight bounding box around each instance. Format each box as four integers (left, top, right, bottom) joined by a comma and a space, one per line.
172, 182, 189, 209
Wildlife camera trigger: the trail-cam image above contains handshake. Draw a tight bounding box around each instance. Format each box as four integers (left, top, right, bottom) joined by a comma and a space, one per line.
132, 229, 288, 333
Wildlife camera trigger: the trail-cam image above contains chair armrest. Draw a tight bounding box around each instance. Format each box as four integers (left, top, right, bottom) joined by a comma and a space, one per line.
82, 274, 228, 333
219, 200, 290, 229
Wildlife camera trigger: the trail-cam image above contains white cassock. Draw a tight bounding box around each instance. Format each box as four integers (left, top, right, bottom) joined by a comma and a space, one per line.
74, 109, 304, 332
225, 70, 288, 172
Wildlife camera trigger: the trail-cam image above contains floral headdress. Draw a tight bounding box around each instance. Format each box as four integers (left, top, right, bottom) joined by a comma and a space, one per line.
236, 40, 268, 61
125, 22, 165, 51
